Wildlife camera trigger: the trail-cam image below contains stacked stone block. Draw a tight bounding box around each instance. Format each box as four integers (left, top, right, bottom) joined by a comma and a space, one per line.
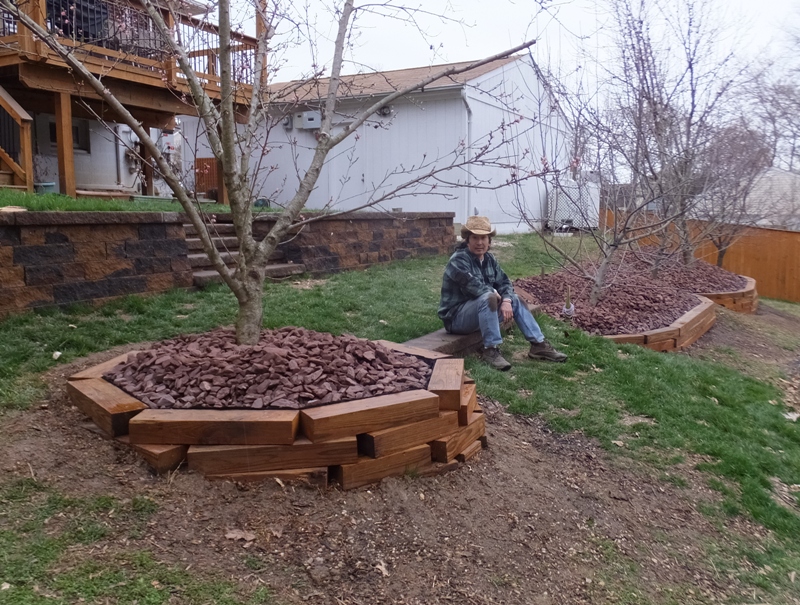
0, 210, 454, 317
0, 212, 192, 317
248, 212, 455, 275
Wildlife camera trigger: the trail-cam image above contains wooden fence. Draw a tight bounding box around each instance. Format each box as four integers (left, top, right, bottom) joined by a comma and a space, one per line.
693, 225, 800, 303
600, 208, 800, 303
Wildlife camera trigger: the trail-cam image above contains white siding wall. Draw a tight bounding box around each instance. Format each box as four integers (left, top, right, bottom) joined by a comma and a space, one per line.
464, 59, 573, 233
322, 94, 468, 215
179, 57, 574, 232
32, 114, 140, 192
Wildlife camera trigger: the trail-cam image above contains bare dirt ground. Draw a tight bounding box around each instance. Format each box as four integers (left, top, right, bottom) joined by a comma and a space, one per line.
2, 302, 799, 604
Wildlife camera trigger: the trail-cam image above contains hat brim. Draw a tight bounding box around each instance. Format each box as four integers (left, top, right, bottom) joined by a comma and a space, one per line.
460, 227, 496, 239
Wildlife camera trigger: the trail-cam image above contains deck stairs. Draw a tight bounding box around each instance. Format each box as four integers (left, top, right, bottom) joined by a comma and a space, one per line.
185, 222, 305, 288
0, 165, 27, 193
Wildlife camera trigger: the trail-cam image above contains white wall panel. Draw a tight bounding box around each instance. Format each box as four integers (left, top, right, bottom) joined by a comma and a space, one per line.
178, 57, 572, 231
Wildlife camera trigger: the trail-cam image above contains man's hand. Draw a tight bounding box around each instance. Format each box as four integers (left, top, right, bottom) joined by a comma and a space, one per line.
500, 299, 513, 322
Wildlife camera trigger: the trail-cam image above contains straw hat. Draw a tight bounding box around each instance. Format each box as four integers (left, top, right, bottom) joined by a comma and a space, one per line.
460, 216, 496, 239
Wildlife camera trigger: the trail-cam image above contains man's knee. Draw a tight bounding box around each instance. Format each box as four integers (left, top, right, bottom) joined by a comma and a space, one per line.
477, 290, 497, 311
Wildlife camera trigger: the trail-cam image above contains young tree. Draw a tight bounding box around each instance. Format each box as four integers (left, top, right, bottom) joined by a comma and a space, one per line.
690, 122, 773, 266
2, 0, 542, 344
519, 0, 752, 305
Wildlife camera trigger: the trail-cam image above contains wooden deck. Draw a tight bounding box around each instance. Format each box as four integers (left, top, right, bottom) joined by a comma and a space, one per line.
0, 0, 257, 108
0, 0, 259, 197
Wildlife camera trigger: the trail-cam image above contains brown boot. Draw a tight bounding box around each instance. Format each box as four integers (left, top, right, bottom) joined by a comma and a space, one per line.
528, 340, 567, 362
481, 347, 511, 371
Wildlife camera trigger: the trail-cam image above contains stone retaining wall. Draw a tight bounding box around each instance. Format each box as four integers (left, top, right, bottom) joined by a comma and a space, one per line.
246, 212, 455, 275
0, 211, 455, 316
0, 212, 192, 317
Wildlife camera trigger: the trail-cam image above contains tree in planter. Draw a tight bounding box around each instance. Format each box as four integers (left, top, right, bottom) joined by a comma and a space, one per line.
515, 0, 751, 305
2, 0, 547, 344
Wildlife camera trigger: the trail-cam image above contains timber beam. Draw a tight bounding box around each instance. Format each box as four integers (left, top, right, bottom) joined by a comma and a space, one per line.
54, 91, 76, 197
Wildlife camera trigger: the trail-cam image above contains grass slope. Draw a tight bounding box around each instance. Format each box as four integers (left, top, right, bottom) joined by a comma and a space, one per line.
0, 231, 799, 600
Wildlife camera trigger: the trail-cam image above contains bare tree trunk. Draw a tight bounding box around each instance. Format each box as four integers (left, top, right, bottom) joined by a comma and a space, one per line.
234, 271, 265, 345
650, 256, 661, 279
589, 248, 616, 307
674, 211, 695, 266
716, 246, 727, 268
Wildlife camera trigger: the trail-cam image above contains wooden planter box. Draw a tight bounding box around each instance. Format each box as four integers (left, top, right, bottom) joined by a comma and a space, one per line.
606, 295, 717, 352
67, 341, 486, 488
700, 276, 758, 314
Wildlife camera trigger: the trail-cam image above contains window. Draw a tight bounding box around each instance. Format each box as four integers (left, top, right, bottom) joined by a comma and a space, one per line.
49, 119, 91, 152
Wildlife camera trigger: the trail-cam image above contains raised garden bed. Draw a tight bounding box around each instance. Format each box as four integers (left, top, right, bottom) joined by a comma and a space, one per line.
66, 332, 486, 489
606, 295, 716, 352
700, 276, 758, 314
513, 256, 758, 351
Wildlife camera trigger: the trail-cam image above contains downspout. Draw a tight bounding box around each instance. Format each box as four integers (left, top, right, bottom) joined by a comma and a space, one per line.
114, 125, 122, 187
461, 88, 473, 226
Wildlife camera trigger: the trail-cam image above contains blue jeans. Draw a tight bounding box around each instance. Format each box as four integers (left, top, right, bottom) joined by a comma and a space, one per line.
447, 292, 545, 348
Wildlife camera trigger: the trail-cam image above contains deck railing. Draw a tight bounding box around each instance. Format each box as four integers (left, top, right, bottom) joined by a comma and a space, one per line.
1, 6, 17, 36
0, 84, 34, 193
4, 0, 256, 88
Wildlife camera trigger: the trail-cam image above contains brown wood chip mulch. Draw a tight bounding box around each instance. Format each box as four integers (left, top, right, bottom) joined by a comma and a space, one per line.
103, 327, 432, 411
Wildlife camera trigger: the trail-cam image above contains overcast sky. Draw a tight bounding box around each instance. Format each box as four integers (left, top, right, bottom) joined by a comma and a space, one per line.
261, 0, 799, 81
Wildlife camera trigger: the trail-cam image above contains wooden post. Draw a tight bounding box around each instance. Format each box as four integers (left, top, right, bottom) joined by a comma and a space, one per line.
54, 92, 76, 198
216, 157, 228, 205
164, 12, 177, 86
19, 0, 46, 56
19, 122, 34, 193
142, 142, 155, 196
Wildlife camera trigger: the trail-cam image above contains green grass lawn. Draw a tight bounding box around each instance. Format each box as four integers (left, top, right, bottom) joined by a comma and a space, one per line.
1, 232, 799, 601
0, 189, 231, 213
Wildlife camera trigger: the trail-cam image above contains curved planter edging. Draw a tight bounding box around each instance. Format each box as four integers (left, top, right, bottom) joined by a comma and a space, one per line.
606, 295, 717, 352
64, 343, 485, 489
700, 276, 758, 314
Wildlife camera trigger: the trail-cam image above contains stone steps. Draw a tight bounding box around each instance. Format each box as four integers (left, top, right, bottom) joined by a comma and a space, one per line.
184, 223, 237, 237
186, 224, 303, 288
187, 250, 240, 269
186, 236, 240, 252
193, 263, 306, 288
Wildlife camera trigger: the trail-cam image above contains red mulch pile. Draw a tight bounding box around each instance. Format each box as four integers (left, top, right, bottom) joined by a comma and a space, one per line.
515, 255, 746, 336
625, 252, 747, 293
104, 327, 432, 411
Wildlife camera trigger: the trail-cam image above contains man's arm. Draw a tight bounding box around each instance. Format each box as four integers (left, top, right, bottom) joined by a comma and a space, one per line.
488, 255, 514, 300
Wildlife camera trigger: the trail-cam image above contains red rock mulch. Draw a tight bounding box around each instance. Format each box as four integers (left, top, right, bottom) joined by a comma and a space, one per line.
104, 327, 432, 411
515, 255, 744, 336
625, 251, 746, 293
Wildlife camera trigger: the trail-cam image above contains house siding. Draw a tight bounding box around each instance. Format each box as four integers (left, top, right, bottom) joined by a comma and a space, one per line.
179, 57, 575, 232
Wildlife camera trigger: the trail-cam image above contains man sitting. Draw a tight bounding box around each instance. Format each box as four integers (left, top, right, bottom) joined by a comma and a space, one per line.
438, 216, 567, 371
